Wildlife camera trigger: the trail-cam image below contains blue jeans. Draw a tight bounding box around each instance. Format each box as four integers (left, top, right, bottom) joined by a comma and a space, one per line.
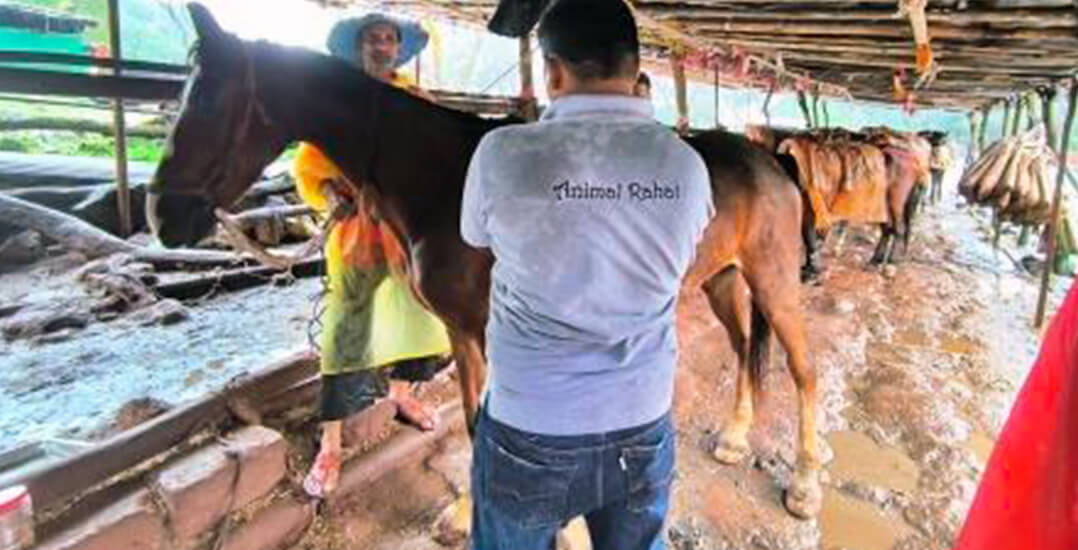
470, 407, 675, 550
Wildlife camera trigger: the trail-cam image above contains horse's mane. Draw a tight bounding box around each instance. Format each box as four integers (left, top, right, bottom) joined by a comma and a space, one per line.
250, 40, 522, 136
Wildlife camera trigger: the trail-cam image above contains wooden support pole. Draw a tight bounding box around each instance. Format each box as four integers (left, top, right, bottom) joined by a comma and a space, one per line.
1035, 79, 1077, 328
811, 91, 821, 128
107, 0, 131, 238
762, 79, 775, 127
518, 35, 537, 121
977, 105, 989, 154
1012, 93, 1026, 136
969, 110, 983, 158
713, 64, 720, 129
1024, 92, 1039, 130
671, 50, 689, 135
1001, 97, 1014, 140
1040, 86, 1060, 152
797, 89, 813, 128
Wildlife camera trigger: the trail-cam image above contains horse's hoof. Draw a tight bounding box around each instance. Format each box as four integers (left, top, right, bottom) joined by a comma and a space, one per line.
783, 470, 823, 520
432, 493, 472, 547
712, 434, 751, 465
800, 266, 820, 284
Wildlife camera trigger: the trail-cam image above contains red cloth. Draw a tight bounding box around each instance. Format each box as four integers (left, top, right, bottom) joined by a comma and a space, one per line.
954, 279, 1078, 550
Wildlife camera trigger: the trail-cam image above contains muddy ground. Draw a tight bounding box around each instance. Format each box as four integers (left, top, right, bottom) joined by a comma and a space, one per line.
2, 165, 1072, 549
287, 188, 1070, 550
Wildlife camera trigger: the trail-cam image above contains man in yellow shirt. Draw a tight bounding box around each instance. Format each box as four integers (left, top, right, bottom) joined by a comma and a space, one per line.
298, 13, 450, 498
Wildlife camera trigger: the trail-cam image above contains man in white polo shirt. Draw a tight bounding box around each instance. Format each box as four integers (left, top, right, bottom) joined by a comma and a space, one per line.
460, 0, 713, 547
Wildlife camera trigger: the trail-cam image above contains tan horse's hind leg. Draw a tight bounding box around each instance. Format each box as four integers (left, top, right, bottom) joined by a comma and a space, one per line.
743, 261, 822, 520
703, 268, 755, 465
432, 330, 485, 546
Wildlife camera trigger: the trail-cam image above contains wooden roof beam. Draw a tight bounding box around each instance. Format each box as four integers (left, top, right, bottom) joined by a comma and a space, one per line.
643, 7, 1078, 28
773, 51, 1077, 75
692, 20, 1078, 43
711, 36, 1078, 60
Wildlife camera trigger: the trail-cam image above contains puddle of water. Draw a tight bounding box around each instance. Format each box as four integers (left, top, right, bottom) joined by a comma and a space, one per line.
827, 431, 920, 494
965, 431, 996, 465
820, 489, 911, 550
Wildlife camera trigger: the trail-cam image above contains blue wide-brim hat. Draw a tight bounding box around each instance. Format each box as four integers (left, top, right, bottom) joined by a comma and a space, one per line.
326, 13, 429, 69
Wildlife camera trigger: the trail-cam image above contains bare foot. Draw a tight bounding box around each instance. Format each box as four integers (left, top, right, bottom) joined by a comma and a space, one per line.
303, 448, 340, 498
392, 391, 439, 431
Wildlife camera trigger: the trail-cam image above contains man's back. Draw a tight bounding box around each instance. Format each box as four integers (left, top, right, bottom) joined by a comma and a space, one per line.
462, 94, 713, 435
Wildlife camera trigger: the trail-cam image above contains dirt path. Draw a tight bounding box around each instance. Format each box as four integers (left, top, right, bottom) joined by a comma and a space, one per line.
288, 190, 1071, 549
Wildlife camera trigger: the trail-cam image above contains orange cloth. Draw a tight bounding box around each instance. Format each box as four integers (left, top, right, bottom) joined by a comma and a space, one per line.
779, 137, 890, 231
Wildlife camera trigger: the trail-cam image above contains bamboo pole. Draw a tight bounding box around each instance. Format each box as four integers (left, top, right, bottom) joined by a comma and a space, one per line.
1040, 86, 1060, 152
519, 35, 537, 121
671, 50, 689, 135
1035, 78, 1078, 329
969, 110, 983, 158
1002, 96, 1014, 139
1024, 92, 1039, 130
762, 79, 775, 126
977, 105, 989, 154
713, 63, 720, 128
1012, 93, 1026, 135
107, 0, 131, 238
797, 89, 813, 128
811, 91, 821, 128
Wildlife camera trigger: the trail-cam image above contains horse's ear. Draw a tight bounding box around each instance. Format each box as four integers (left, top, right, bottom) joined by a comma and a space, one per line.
188, 3, 223, 43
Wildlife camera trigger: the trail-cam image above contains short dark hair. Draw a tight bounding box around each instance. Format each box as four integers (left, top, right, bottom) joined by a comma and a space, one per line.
537, 0, 639, 81
636, 72, 651, 87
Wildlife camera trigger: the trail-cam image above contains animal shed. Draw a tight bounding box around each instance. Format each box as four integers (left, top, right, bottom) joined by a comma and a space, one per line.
339, 0, 1078, 110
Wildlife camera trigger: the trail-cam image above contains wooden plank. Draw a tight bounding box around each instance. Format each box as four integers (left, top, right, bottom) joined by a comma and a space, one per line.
0, 67, 183, 100
155, 258, 323, 301
5, 351, 317, 512
0, 51, 188, 74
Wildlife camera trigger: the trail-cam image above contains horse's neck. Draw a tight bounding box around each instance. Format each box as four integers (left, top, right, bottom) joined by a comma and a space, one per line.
255, 46, 380, 178
257, 52, 454, 242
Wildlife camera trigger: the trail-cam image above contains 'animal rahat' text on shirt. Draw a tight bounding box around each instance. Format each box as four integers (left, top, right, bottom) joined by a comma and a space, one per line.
552, 180, 681, 202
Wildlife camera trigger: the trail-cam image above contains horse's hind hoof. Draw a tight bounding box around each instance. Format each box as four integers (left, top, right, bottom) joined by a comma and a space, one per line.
783, 470, 823, 520
712, 435, 751, 465
800, 266, 821, 284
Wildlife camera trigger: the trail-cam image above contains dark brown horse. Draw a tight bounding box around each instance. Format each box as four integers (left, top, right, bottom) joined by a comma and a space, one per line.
150, 4, 822, 519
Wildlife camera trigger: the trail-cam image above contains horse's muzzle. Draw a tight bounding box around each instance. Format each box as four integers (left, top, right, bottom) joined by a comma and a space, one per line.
146, 191, 217, 248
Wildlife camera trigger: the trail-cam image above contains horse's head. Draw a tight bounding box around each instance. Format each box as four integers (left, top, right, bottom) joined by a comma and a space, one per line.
148, 3, 290, 247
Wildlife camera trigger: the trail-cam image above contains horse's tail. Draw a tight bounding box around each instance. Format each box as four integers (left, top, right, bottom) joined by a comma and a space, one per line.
748, 302, 772, 401
904, 180, 927, 253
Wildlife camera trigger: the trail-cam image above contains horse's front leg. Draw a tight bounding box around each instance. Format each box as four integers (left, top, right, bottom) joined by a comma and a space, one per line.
448, 328, 486, 437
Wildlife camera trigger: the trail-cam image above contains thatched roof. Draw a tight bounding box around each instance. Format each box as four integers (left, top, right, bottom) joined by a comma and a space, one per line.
317, 0, 1078, 111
